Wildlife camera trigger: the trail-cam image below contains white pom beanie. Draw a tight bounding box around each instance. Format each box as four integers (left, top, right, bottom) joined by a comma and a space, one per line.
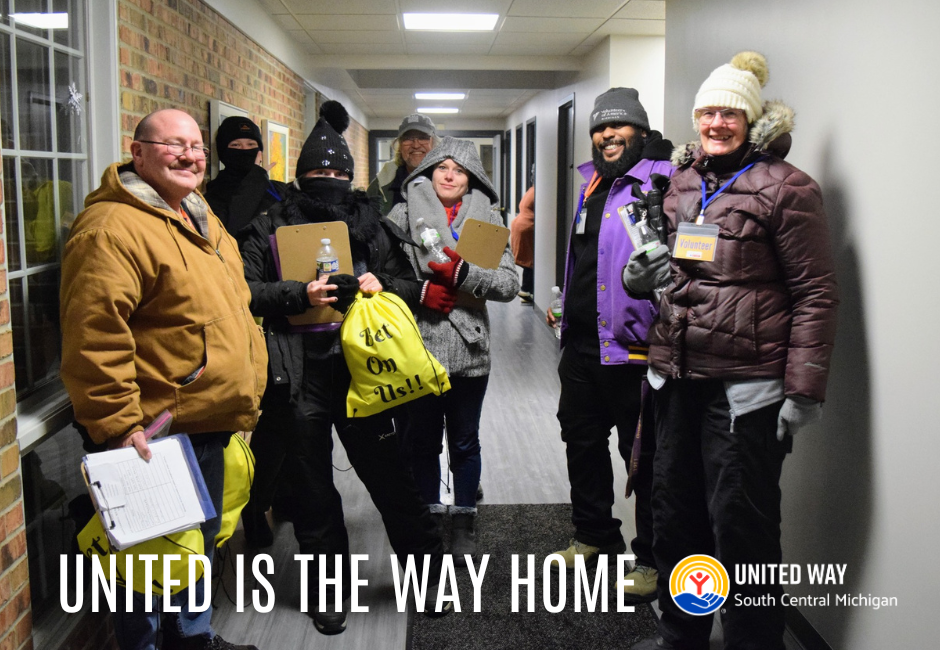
693, 51, 769, 124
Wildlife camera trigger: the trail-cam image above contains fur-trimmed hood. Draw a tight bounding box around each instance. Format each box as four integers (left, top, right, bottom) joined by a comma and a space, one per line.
671, 99, 794, 167
401, 136, 500, 204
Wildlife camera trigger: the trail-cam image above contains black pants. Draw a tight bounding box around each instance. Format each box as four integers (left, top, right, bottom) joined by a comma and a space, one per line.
521, 267, 534, 294
243, 384, 298, 521
556, 346, 654, 564
652, 379, 790, 650
293, 353, 443, 603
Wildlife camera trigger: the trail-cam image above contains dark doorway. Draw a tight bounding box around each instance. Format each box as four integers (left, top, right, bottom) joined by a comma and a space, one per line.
514, 124, 523, 213
525, 119, 536, 190
521, 118, 536, 299
501, 129, 511, 225
556, 96, 575, 287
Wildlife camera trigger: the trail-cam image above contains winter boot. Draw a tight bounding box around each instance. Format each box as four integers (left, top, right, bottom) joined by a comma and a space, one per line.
450, 513, 477, 565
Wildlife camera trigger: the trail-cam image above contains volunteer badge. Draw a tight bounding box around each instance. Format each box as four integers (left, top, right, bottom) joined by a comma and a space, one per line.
670, 555, 729, 615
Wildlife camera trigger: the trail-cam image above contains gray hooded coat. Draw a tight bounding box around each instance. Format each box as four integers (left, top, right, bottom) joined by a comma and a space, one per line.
388, 137, 520, 377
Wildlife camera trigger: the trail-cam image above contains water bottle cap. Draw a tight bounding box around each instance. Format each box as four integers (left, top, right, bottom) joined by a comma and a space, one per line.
321, 238, 330, 245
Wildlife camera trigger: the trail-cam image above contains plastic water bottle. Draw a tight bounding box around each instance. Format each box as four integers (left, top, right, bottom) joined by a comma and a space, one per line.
316, 238, 339, 279
415, 217, 449, 263
550, 286, 563, 339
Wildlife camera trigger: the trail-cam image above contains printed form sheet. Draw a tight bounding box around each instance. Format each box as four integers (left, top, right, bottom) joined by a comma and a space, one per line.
84, 437, 206, 548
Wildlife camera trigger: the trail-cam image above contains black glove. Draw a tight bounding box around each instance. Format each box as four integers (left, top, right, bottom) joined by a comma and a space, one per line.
326, 273, 360, 314
622, 244, 671, 295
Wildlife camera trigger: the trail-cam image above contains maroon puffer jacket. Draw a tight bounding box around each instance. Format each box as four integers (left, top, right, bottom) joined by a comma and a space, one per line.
648, 101, 838, 402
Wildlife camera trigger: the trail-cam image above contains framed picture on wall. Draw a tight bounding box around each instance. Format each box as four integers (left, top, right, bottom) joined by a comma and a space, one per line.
262, 119, 290, 184
208, 99, 249, 178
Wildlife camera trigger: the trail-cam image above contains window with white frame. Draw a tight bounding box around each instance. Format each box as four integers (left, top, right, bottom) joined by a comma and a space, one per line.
0, 0, 88, 400
0, 1, 91, 638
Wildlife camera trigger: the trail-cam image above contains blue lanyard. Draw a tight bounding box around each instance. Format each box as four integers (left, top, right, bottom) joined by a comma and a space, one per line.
266, 182, 282, 202
698, 161, 758, 224
450, 223, 460, 241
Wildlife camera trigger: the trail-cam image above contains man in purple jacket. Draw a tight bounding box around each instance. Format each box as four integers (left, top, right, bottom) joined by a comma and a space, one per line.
545, 87, 674, 604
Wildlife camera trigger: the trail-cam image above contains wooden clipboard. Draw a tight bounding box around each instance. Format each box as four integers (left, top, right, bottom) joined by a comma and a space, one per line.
455, 218, 510, 270
275, 221, 353, 326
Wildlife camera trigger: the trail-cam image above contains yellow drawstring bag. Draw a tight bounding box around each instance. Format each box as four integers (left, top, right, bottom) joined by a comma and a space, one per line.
216, 433, 255, 548
76, 517, 204, 596
341, 291, 450, 417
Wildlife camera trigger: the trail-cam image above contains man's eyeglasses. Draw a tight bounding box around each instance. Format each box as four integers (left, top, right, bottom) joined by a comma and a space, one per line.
695, 109, 745, 125
400, 134, 431, 144
138, 140, 210, 158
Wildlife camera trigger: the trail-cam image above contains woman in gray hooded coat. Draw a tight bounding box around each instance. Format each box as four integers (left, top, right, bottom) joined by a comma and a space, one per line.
389, 137, 519, 560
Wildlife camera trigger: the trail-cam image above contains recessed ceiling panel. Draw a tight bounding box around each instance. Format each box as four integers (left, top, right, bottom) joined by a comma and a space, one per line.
613, 1, 667, 20
403, 31, 497, 47
506, 0, 627, 19
281, 0, 398, 14
317, 42, 407, 55
294, 14, 399, 31
596, 19, 665, 37
500, 16, 604, 32
307, 29, 402, 44
399, 0, 512, 14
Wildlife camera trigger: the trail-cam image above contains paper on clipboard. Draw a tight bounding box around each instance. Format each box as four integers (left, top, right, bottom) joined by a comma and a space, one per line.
455, 218, 510, 270
81, 433, 215, 551
275, 221, 353, 326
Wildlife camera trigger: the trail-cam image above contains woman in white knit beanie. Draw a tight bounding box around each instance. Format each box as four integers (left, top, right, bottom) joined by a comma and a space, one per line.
627, 51, 839, 650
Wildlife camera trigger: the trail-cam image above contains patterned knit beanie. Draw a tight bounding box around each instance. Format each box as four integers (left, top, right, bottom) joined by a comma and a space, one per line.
295, 100, 354, 180
693, 51, 769, 124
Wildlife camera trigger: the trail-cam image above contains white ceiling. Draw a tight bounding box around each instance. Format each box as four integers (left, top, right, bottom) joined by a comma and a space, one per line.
253, 0, 665, 124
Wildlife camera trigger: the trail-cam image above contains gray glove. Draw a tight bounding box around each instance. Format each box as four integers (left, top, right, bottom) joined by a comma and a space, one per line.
776, 396, 823, 440
622, 244, 671, 295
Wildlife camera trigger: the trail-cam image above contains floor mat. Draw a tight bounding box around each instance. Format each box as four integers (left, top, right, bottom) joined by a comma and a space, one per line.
408, 503, 657, 650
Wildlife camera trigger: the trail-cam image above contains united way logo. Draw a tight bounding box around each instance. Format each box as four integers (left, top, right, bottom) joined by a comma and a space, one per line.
669, 555, 730, 616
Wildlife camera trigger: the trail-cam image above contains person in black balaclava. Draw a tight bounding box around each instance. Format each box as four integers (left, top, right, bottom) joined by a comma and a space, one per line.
204, 116, 287, 235
238, 100, 449, 635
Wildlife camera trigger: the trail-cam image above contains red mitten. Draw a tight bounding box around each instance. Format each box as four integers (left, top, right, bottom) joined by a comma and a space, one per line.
427, 246, 467, 288
420, 281, 457, 314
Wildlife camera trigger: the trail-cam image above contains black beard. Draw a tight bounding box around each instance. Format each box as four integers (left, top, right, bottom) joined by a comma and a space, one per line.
591, 133, 646, 179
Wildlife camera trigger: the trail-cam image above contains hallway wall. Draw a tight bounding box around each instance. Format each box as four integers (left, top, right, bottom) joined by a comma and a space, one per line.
664, 1, 939, 647
505, 36, 666, 309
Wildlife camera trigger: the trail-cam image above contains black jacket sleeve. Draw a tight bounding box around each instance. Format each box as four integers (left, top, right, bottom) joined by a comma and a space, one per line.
239, 213, 310, 318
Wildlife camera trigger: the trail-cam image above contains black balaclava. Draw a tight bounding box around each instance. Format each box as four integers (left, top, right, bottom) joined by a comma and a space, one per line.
215, 116, 263, 174
296, 176, 351, 204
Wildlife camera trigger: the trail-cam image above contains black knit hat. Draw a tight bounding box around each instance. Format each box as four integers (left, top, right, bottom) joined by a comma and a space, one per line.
295, 100, 354, 181
216, 116, 263, 151
589, 87, 650, 133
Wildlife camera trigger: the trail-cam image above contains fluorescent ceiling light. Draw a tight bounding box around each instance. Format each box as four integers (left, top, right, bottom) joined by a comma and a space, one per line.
403, 13, 499, 31
417, 107, 459, 114
12, 12, 69, 30
415, 93, 466, 100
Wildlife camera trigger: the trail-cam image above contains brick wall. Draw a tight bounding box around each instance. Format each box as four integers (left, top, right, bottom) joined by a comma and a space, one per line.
0, 143, 30, 650
118, 0, 307, 176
